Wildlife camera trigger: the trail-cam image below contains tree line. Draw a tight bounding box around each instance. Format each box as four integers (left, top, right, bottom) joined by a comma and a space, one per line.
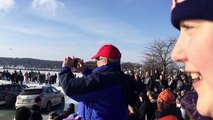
0, 38, 179, 73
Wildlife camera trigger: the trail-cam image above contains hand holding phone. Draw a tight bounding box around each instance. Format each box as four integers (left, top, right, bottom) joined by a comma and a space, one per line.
72, 59, 79, 68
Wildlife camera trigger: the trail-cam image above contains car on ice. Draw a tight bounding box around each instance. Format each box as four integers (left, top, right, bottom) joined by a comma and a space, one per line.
15, 85, 65, 112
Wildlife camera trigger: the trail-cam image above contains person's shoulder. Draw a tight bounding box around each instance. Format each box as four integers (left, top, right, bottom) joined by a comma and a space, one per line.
159, 115, 178, 120
91, 70, 123, 78
31, 104, 40, 110
31, 104, 36, 108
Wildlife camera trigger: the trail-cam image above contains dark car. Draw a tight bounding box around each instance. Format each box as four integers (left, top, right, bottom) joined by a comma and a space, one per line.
0, 84, 28, 106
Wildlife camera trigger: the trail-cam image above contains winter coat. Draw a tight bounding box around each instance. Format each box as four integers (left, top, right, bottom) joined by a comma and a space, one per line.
31, 104, 43, 120
156, 105, 184, 120
59, 63, 130, 120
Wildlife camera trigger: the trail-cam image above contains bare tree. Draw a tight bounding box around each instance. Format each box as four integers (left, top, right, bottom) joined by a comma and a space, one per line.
142, 38, 176, 75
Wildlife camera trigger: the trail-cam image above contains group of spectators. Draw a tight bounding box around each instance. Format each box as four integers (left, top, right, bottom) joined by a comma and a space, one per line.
0, 67, 194, 120
124, 69, 194, 120
0, 70, 58, 85
15, 96, 43, 120
1, 67, 194, 120
15, 101, 79, 120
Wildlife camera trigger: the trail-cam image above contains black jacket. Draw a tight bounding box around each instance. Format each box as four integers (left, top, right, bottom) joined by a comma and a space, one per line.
156, 105, 184, 120
31, 104, 42, 120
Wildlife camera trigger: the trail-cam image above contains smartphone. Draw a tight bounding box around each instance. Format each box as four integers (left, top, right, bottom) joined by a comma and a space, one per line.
73, 59, 78, 68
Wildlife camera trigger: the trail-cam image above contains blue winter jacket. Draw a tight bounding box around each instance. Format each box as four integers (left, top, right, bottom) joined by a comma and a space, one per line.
59, 63, 128, 120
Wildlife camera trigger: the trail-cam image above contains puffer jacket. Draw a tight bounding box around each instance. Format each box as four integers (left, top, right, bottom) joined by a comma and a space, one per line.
59, 63, 128, 120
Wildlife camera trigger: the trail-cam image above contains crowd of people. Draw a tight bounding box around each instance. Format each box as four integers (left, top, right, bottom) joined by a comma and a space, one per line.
11, 67, 194, 120
58, 44, 192, 120
125, 69, 191, 120
15, 96, 43, 120
10, 67, 201, 120
15, 102, 79, 120
0, 70, 57, 85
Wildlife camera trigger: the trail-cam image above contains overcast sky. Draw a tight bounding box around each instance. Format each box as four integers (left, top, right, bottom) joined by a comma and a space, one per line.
0, 0, 178, 63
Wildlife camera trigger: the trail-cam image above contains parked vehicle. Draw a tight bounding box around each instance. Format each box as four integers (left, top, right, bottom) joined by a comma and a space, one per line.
15, 86, 64, 112
0, 84, 28, 106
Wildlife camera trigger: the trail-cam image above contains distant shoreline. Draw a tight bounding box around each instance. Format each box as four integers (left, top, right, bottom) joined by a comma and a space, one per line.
0, 67, 59, 72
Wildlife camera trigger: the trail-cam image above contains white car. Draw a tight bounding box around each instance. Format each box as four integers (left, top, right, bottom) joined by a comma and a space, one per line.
15, 86, 64, 112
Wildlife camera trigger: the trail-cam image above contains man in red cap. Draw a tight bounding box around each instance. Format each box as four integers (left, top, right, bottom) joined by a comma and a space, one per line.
156, 89, 183, 120
59, 44, 136, 120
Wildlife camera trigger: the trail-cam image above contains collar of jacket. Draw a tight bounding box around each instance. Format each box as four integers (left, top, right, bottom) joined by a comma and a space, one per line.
92, 62, 121, 73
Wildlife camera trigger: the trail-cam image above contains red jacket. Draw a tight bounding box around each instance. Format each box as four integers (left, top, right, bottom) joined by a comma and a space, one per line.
159, 115, 178, 120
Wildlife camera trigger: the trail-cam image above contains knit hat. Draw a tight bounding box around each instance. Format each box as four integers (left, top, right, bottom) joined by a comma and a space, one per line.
171, 0, 213, 29
91, 44, 121, 60
34, 96, 42, 103
158, 89, 175, 104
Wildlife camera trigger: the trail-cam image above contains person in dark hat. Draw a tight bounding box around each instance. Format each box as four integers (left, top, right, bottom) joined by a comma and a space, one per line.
170, 0, 213, 119
133, 92, 155, 120
15, 106, 31, 120
31, 96, 43, 120
59, 44, 137, 120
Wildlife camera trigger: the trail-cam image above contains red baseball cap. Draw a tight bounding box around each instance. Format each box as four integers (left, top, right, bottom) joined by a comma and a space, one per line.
91, 44, 121, 60
158, 89, 175, 104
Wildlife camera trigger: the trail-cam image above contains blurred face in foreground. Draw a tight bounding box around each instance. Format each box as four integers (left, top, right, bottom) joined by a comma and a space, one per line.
171, 19, 213, 117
